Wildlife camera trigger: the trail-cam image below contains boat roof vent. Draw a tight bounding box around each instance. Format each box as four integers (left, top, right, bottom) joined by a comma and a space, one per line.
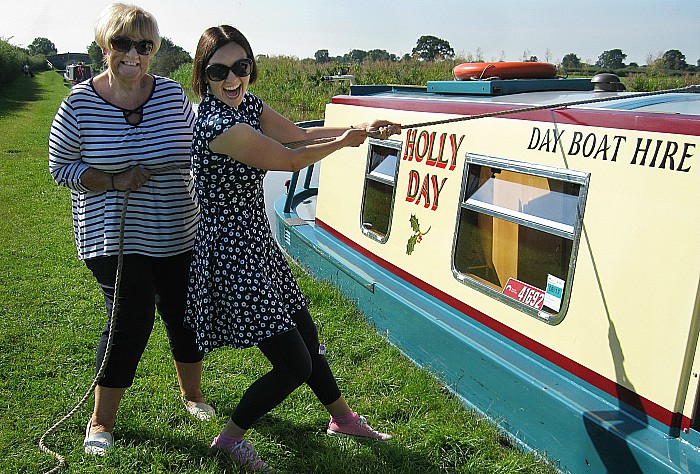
591, 73, 626, 92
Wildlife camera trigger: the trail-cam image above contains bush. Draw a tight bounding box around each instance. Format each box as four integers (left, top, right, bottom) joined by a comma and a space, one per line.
0, 39, 30, 85
169, 61, 194, 100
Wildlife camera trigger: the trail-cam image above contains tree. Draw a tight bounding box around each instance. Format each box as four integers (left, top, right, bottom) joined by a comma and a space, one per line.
367, 49, 395, 62
348, 49, 367, 63
561, 53, 581, 70
660, 49, 687, 70
314, 49, 330, 63
148, 37, 192, 76
28, 37, 56, 56
544, 48, 552, 63
596, 49, 626, 69
88, 41, 103, 68
411, 35, 454, 61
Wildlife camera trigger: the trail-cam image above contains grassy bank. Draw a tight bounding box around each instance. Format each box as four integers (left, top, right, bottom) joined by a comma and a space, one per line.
0, 71, 556, 473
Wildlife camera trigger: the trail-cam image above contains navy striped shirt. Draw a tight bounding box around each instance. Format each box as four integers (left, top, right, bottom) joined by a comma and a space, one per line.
48, 76, 198, 260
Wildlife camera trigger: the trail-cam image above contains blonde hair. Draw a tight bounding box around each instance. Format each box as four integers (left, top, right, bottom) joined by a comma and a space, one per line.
94, 3, 161, 54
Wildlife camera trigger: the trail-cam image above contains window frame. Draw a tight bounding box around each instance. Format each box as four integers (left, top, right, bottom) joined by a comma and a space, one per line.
360, 138, 403, 243
451, 153, 590, 324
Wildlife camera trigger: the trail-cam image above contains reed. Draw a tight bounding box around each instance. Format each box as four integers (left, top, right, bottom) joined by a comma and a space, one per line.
625, 71, 699, 92
171, 57, 460, 121
171, 56, 700, 114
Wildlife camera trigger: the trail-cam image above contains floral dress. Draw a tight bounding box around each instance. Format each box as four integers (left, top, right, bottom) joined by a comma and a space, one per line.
185, 92, 306, 353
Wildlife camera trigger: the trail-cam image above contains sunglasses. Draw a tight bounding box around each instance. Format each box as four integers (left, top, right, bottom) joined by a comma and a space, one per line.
205, 58, 253, 81
110, 36, 154, 55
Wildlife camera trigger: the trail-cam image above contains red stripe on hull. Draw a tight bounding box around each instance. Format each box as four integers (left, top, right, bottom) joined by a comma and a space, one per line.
315, 217, 690, 431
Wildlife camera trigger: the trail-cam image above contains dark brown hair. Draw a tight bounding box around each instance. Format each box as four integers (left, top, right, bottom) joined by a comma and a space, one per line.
192, 25, 258, 100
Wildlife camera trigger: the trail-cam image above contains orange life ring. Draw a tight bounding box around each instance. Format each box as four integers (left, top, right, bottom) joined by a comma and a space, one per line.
453, 61, 557, 80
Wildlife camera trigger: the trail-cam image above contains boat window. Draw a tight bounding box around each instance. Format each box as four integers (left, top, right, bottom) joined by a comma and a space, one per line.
452, 153, 589, 324
361, 139, 402, 243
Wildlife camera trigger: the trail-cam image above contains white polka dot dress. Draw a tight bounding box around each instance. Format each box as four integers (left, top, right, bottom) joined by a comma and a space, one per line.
185, 92, 306, 352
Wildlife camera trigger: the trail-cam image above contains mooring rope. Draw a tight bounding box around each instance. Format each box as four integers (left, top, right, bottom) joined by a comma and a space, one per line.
38, 164, 189, 472
283, 84, 700, 147
402, 83, 699, 129
38, 190, 130, 474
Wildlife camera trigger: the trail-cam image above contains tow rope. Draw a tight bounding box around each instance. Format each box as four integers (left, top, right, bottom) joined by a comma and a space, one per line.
39, 191, 130, 473
283, 84, 700, 147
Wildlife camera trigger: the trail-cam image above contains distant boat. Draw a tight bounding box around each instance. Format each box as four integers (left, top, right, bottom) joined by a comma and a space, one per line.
275, 70, 700, 473
63, 63, 92, 85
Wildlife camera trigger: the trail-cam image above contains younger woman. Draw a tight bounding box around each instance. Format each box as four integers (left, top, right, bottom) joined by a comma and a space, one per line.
185, 25, 400, 471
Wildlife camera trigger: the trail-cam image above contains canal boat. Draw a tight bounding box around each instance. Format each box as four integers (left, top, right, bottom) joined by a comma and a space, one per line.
274, 70, 700, 473
63, 63, 92, 85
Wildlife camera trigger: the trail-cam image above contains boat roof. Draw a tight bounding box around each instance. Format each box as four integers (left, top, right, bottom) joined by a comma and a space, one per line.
346, 79, 700, 116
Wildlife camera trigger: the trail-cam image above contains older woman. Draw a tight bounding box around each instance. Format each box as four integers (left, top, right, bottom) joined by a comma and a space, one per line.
48, 3, 213, 455
184, 25, 400, 471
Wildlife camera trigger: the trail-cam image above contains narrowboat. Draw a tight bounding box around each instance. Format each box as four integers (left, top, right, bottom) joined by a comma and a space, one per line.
273, 68, 700, 473
63, 63, 92, 85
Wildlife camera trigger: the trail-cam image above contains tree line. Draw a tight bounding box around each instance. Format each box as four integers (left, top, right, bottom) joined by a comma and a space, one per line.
1, 34, 697, 87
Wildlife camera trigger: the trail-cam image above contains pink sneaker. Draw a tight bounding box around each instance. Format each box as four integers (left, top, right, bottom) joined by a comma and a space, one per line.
211, 435, 273, 472
327, 412, 393, 441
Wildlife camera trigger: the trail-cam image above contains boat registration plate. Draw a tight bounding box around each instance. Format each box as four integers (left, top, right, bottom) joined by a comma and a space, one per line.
502, 278, 545, 309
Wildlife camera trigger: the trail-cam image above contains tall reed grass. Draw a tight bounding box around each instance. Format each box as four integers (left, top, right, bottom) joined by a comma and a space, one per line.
171, 56, 699, 122
626, 72, 699, 92
171, 57, 459, 121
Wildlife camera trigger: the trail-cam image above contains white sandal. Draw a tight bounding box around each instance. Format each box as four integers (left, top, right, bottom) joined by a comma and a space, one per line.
184, 400, 216, 421
83, 419, 113, 456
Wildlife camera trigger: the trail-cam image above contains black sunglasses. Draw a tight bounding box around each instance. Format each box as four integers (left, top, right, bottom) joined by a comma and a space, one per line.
205, 58, 253, 81
110, 36, 154, 55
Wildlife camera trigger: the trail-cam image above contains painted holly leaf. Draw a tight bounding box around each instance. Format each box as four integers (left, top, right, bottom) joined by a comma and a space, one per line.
410, 214, 420, 233
406, 235, 418, 255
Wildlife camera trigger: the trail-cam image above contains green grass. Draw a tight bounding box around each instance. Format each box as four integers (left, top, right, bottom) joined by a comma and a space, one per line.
0, 71, 557, 473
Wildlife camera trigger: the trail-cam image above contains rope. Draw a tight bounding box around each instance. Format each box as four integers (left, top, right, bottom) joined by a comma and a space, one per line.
283, 84, 700, 147
38, 191, 130, 473
402, 84, 700, 130
38, 164, 189, 472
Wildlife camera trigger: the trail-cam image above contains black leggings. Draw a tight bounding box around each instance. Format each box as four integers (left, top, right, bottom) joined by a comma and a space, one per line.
85, 251, 203, 388
231, 307, 342, 429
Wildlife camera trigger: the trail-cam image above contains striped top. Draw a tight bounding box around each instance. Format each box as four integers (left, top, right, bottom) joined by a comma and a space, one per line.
48, 76, 198, 260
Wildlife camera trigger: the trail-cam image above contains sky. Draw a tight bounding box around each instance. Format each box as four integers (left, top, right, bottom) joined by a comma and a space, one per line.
2, 0, 699, 66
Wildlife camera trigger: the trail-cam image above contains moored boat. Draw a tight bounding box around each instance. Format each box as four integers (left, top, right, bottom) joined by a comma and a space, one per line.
63, 63, 92, 85
275, 73, 700, 473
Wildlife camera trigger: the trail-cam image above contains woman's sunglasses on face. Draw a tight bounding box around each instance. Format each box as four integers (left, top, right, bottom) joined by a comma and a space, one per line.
110, 36, 154, 56
205, 58, 253, 82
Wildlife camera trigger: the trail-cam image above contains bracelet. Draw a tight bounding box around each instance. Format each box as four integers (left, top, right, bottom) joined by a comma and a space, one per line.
110, 174, 116, 191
